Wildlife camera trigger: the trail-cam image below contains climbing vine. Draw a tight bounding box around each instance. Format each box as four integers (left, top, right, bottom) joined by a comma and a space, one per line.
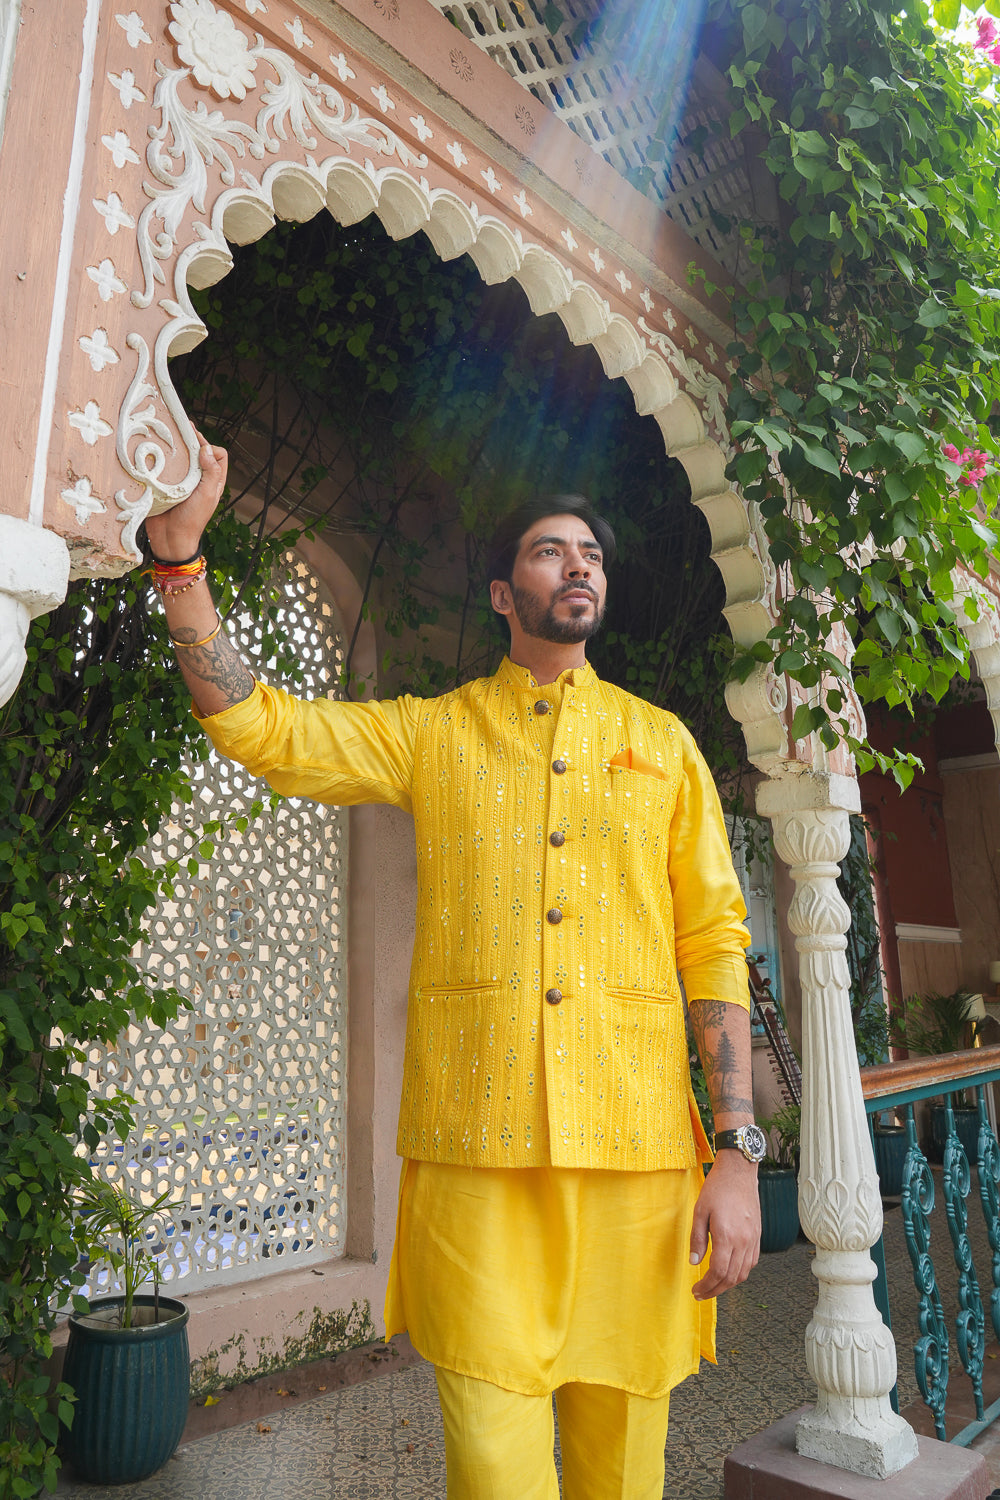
696, 0, 1000, 780
0, 519, 301, 1499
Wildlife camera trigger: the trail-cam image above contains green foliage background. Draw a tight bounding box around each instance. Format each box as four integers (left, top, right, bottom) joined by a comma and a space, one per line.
698, 0, 1000, 776
0, 522, 300, 1499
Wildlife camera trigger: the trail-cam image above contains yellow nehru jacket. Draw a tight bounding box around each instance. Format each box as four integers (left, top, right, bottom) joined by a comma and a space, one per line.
197, 656, 751, 1173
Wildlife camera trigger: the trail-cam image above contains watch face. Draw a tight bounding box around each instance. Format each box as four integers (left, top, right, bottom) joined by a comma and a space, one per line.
742, 1123, 768, 1163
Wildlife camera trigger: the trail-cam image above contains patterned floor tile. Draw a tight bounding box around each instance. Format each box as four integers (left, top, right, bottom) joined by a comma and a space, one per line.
54, 1185, 988, 1498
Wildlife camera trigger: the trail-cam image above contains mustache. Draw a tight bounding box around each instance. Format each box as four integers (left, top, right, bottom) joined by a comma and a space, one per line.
555, 582, 599, 603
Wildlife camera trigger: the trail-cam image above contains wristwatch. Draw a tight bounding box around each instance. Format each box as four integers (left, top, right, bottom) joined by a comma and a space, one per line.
714, 1123, 767, 1163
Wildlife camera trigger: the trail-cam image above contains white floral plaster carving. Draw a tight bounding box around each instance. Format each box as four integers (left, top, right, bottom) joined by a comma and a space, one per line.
285, 15, 313, 50
561, 227, 578, 253
115, 11, 152, 48
102, 129, 140, 168
61, 476, 107, 525
330, 52, 355, 82
638, 317, 727, 437
69, 400, 114, 445
93, 191, 135, 235
108, 68, 146, 108
410, 113, 432, 142
169, 0, 259, 100
79, 329, 120, 373
115, 487, 155, 563
588, 246, 605, 273
87, 257, 127, 302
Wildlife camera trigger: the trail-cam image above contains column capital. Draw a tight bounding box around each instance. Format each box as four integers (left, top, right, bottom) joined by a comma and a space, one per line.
0, 517, 70, 707
755, 770, 861, 819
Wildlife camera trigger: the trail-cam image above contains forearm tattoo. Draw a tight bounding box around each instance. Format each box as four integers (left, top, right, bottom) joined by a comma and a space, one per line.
689, 997, 754, 1118
170, 625, 255, 709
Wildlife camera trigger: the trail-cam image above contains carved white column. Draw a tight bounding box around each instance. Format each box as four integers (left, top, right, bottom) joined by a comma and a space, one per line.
0, 516, 70, 707
757, 773, 919, 1479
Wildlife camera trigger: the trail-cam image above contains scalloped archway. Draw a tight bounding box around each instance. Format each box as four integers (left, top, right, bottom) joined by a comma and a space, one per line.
37, 0, 804, 775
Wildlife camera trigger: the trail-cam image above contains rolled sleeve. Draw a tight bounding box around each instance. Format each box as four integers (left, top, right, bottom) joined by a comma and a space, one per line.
669, 724, 751, 1011
195, 680, 419, 811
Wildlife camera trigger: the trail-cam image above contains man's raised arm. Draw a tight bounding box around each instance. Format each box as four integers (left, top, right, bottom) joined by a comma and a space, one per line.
144, 437, 255, 719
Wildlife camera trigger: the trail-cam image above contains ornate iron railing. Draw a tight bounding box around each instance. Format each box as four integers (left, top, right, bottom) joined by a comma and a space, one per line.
861, 1046, 1000, 1446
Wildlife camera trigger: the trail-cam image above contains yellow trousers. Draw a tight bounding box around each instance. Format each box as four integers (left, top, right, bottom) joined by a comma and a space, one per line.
434, 1368, 671, 1499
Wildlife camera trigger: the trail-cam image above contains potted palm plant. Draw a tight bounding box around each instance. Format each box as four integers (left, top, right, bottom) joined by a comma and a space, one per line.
890, 988, 983, 1162
756, 1103, 801, 1253
61, 1179, 190, 1484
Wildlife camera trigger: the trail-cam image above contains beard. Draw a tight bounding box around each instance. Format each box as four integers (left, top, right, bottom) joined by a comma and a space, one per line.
510, 581, 606, 644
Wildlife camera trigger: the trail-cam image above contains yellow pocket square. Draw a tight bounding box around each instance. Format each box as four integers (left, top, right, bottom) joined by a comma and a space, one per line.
608, 748, 670, 782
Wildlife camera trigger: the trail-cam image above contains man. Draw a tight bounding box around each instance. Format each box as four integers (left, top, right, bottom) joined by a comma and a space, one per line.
147, 437, 762, 1499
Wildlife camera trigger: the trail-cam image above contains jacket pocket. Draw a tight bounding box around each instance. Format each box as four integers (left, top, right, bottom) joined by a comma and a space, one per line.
416, 979, 502, 997
603, 984, 680, 1006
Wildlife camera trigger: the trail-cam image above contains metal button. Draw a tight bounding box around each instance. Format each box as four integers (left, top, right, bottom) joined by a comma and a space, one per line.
545, 987, 563, 1005
552, 759, 567, 774
534, 700, 550, 715
546, 908, 563, 925
549, 831, 566, 847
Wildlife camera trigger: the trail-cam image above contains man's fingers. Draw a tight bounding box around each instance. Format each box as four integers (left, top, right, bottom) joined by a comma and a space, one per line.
689, 1204, 709, 1267
691, 1230, 758, 1299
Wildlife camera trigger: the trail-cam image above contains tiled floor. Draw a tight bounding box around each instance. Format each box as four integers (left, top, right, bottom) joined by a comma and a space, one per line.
54, 1192, 1000, 1499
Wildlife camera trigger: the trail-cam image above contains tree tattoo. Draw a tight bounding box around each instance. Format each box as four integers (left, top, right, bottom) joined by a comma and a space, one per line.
689, 997, 754, 1119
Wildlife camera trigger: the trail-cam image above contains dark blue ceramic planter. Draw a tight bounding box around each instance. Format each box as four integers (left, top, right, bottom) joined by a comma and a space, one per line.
62, 1294, 190, 1484
930, 1104, 980, 1165
758, 1166, 799, 1253
873, 1125, 908, 1197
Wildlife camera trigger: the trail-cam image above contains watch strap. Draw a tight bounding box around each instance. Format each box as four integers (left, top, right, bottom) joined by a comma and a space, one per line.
714, 1124, 766, 1162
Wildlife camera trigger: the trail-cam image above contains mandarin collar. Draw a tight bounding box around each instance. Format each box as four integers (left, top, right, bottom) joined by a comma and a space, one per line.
497, 656, 596, 693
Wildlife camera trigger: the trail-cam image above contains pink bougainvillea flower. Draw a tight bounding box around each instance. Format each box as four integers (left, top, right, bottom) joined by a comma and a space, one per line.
942, 442, 962, 462
975, 14, 998, 47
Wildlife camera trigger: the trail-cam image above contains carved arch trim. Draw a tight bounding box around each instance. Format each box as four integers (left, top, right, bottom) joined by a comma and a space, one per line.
47, 0, 793, 771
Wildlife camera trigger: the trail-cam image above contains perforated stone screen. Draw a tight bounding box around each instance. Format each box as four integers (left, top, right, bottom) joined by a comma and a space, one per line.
430, 0, 752, 272
85, 557, 347, 1291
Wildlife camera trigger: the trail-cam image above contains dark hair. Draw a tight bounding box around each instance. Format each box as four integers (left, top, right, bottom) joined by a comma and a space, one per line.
485, 495, 617, 603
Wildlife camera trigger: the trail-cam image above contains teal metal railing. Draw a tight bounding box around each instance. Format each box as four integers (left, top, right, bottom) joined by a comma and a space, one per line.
861, 1045, 1000, 1446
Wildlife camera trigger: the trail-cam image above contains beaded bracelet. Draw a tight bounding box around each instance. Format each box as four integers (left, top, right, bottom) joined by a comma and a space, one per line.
152, 566, 208, 597
150, 561, 206, 594
169, 616, 223, 649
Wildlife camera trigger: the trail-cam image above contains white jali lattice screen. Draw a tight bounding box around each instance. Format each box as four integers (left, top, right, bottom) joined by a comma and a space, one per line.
86, 557, 347, 1291
429, 0, 753, 273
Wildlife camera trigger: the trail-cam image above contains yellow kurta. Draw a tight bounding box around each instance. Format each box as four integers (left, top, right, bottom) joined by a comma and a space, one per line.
384, 1160, 716, 1399
197, 662, 744, 1397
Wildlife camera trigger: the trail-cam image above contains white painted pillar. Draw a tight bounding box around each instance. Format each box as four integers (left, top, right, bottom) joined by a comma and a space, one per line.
0, 516, 70, 706
757, 772, 918, 1479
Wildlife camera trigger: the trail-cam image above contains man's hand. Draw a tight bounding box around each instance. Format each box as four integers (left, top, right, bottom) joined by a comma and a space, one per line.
689, 1149, 761, 1300
145, 431, 228, 561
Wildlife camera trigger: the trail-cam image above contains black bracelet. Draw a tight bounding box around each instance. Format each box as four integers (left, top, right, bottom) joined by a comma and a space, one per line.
149, 545, 204, 568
